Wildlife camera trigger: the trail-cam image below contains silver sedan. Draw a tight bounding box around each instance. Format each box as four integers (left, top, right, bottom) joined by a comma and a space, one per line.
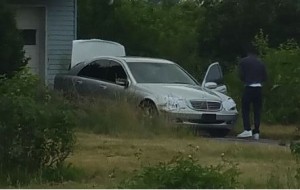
54, 56, 238, 137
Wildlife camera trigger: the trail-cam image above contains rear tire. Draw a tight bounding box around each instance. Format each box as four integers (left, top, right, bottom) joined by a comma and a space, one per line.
207, 129, 230, 137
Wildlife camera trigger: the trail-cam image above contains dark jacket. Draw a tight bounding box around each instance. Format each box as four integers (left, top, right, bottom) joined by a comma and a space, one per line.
239, 54, 267, 86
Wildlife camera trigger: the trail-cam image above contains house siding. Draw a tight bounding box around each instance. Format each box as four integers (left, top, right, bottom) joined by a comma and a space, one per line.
12, 0, 77, 85
46, 0, 77, 85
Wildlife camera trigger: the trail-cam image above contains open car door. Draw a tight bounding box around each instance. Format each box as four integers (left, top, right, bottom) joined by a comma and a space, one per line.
202, 62, 227, 94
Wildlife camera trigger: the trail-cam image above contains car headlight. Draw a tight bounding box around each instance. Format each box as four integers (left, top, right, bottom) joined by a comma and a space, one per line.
222, 98, 236, 111
160, 95, 187, 111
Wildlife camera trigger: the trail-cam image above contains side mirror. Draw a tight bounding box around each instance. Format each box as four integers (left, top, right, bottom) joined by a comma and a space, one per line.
116, 78, 129, 88
204, 82, 217, 89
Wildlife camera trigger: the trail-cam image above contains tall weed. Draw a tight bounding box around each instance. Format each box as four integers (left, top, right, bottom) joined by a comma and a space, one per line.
73, 97, 192, 138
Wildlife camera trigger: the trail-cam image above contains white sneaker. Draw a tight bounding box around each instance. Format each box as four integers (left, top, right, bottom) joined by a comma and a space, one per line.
237, 130, 252, 138
253, 133, 259, 140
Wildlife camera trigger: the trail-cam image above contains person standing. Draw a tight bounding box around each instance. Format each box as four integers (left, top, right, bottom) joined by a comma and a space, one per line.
237, 44, 267, 140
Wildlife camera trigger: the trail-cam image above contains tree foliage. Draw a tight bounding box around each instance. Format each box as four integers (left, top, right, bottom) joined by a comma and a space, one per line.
78, 0, 300, 124
78, 0, 205, 78
78, 0, 300, 74
0, 0, 27, 76
198, 0, 300, 66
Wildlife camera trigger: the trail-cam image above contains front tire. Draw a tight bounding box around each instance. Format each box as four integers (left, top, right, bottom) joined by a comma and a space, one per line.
139, 100, 158, 118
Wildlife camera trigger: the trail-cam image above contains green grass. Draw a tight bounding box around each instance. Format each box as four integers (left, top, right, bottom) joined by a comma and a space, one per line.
232, 116, 297, 141
22, 132, 299, 189
15, 97, 300, 188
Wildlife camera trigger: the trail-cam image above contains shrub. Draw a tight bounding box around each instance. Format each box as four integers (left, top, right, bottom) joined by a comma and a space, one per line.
119, 154, 240, 189
0, 69, 76, 186
39, 163, 86, 183
290, 141, 300, 188
290, 141, 300, 159
225, 31, 300, 125
262, 40, 300, 124
0, 0, 27, 76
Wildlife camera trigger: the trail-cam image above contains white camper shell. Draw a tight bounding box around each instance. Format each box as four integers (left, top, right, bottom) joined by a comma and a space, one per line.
71, 39, 126, 68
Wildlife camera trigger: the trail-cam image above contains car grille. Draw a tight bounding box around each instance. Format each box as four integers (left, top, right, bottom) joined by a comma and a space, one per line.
190, 101, 221, 111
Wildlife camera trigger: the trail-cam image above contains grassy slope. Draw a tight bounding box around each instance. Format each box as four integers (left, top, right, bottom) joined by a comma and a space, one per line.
32, 128, 298, 189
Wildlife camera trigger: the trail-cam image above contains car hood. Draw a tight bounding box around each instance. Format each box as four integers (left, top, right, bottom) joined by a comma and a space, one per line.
134, 83, 225, 102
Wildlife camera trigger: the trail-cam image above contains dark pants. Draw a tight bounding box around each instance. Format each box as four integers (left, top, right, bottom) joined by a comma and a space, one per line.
242, 86, 262, 134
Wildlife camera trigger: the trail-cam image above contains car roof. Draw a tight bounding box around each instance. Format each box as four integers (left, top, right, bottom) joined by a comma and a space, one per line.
119, 56, 174, 64
89, 56, 175, 64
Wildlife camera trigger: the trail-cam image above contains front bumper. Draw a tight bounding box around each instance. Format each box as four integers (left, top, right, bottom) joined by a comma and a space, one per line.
161, 111, 238, 130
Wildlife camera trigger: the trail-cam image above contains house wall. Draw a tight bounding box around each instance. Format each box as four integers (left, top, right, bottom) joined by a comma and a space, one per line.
12, 0, 77, 85
46, 0, 77, 85
15, 7, 46, 80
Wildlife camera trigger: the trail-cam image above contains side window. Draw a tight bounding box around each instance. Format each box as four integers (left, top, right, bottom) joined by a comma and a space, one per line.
78, 60, 109, 81
107, 61, 127, 84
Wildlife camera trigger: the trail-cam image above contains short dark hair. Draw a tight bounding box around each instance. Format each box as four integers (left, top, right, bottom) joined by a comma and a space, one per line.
245, 43, 258, 55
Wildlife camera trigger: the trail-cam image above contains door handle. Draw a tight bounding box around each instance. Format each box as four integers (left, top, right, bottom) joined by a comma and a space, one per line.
75, 80, 83, 85
98, 84, 107, 89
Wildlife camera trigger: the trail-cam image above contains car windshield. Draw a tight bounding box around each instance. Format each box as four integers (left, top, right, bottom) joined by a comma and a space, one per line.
126, 62, 198, 85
